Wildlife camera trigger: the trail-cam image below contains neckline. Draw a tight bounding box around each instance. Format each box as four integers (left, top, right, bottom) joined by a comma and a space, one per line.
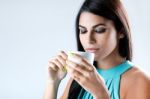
96, 60, 131, 79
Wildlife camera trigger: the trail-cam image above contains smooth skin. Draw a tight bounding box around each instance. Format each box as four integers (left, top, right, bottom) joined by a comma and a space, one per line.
43, 12, 150, 99
43, 51, 68, 99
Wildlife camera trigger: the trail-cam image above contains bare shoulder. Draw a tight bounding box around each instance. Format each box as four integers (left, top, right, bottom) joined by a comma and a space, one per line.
122, 66, 150, 99
127, 66, 150, 88
122, 66, 150, 81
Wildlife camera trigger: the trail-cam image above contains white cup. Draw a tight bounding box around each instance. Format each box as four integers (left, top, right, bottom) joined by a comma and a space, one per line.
67, 51, 95, 65
62, 51, 94, 72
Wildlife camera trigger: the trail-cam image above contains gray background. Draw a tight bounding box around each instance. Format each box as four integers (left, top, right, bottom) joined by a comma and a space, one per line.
0, 0, 149, 99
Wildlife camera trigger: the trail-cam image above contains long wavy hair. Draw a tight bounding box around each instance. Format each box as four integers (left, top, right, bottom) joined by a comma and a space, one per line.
68, 0, 132, 98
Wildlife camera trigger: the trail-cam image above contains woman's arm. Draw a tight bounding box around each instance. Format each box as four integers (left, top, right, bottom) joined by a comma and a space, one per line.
93, 86, 110, 99
66, 53, 110, 99
125, 70, 150, 99
43, 81, 60, 99
43, 51, 68, 99
60, 78, 73, 99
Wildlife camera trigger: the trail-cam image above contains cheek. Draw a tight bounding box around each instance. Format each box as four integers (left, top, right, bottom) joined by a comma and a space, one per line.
100, 32, 118, 51
79, 35, 85, 46
109, 33, 118, 46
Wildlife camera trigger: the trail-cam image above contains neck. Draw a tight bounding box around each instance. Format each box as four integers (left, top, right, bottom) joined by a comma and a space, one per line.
97, 49, 126, 70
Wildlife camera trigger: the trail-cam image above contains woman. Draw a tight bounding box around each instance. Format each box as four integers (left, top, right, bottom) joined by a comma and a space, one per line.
43, 0, 150, 99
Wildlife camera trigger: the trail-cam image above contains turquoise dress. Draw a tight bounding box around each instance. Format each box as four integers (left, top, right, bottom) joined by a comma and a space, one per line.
77, 60, 133, 99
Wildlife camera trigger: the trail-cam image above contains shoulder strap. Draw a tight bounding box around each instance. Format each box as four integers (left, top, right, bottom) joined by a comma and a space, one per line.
115, 61, 134, 76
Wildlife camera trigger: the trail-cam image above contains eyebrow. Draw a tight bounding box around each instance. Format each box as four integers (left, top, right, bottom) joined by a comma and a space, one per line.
79, 23, 106, 29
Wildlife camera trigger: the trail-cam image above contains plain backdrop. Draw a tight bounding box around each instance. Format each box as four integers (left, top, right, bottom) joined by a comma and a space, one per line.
0, 0, 149, 99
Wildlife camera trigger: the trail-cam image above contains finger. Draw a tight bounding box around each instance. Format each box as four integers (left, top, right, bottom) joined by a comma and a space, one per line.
66, 60, 92, 77
66, 64, 83, 80
81, 59, 94, 71
48, 62, 59, 71
73, 74, 81, 83
56, 55, 66, 66
66, 65, 90, 86
51, 59, 64, 71
67, 54, 93, 71
69, 53, 93, 71
59, 51, 68, 60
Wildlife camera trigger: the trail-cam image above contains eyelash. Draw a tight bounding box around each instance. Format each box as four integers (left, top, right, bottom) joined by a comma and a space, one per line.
95, 28, 106, 33
79, 29, 87, 34
79, 28, 106, 34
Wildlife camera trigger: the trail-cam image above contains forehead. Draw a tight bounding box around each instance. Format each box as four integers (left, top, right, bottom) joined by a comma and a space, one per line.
79, 12, 113, 27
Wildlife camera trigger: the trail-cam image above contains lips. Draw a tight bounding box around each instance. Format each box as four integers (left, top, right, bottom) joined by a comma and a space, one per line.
85, 48, 99, 53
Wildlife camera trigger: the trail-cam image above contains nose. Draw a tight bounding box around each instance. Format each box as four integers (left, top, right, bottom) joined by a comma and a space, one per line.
87, 32, 96, 44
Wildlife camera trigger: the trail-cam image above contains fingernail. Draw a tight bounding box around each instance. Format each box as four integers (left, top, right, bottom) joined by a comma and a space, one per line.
60, 50, 64, 54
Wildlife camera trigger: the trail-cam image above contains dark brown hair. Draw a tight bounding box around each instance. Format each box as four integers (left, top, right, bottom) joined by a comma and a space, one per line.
68, 0, 132, 98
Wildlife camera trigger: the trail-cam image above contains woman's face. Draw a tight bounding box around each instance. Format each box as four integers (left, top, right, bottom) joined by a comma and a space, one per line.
79, 12, 120, 61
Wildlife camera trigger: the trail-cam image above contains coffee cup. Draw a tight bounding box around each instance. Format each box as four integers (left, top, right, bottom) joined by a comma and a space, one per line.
63, 51, 94, 72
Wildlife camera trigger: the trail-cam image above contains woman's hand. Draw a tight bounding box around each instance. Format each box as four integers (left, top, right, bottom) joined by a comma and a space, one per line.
66, 53, 109, 98
46, 51, 68, 83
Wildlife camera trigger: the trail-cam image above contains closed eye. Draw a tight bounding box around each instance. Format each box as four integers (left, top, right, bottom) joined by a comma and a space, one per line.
94, 27, 106, 33
78, 24, 107, 34
79, 27, 87, 34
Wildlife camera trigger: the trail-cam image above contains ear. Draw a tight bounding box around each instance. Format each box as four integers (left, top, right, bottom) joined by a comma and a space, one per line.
118, 33, 125, 39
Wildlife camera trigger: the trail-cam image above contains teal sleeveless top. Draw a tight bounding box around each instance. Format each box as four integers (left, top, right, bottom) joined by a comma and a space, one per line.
77, 60, 133, 99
